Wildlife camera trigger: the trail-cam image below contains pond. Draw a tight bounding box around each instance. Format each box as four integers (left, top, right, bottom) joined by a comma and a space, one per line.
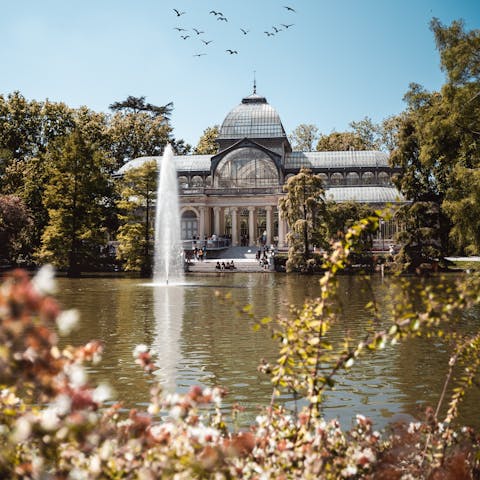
56, 272, 480, 431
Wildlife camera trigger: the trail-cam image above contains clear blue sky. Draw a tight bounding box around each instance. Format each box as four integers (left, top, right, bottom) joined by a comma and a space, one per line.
1, 0, 479, 147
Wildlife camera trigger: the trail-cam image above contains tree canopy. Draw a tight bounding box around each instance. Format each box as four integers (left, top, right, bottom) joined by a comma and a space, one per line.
37, 130, 114, 276
194, 125, 219, 154
279, 168, 327, 272
116, 160, 158, 276
289, 124, 319, 151
390, 18, 480, 256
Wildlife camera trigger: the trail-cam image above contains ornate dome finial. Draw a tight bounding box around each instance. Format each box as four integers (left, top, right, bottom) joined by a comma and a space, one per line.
253, 70, 256, 94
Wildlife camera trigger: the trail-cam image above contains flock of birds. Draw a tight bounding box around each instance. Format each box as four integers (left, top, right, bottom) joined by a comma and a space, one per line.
171, 5, 296, 57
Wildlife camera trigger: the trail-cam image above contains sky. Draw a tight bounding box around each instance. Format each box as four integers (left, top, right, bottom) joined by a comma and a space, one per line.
1, 0, 479, 147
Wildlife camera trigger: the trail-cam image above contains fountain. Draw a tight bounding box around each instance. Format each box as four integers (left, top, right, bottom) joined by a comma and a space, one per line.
153, 143, 185, 285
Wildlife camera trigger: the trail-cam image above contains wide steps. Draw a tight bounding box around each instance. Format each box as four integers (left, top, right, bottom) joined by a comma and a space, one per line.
186, 259, 267, 273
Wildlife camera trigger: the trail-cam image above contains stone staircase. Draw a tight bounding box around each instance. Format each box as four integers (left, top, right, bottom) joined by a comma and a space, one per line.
215, 246, 258, 260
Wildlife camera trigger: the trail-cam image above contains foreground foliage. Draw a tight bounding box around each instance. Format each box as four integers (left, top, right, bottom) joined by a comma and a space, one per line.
1, 221, 480, 478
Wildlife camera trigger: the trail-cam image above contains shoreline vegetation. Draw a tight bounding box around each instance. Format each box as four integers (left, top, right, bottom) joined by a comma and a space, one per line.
1, 219, 480, 478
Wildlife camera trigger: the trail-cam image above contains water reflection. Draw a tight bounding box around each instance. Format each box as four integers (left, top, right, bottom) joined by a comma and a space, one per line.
55, 274, 480, 430
152, 285, 185, 391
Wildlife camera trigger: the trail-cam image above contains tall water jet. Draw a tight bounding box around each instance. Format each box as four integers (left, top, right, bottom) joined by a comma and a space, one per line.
153, 144, 184, 284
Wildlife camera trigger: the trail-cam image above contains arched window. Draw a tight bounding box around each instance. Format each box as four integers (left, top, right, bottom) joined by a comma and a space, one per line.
205, 175, 212, 187
178, 176, 188, 189
362, 171, 374, 185
191, 175, 203, 187
346, 172, 360, 185
214, 147, 279, 188
331, 172, 343, 185
318, 173, 328, 185
378, 172, 390, 185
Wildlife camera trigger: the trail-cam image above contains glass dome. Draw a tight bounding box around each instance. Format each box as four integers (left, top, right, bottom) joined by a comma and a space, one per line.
218, 93, 287, 139
214, 147, 280, 188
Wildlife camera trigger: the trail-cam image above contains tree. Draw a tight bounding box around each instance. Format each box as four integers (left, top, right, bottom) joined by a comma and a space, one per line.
289, 124, 319, 151
394, 202, 444, 273
349, 116, 381, 150
109, 95, 173, 119
107, 111, 172, 168
171, 138, 192, 155
194, 126, 219, 154
116, 160, 157, 276
279, 168, 327, 272
325, 201, 375, 252
0, 195, 33, 263
316, 131, 369, 151
443, 165, 480, 254
37, 130, 114, 276
379, 114, 405, 153
391, 19, 480, 257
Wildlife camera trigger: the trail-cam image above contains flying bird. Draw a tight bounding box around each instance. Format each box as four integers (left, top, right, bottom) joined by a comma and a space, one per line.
272, 26, 282, 33
201, 39, 213, 45
264, 31, 274, 36
173, 8, 186, 16
193, 53, 207, 57
217, 16, 228, 21
240, 28, 249, 35
193, 28, 204, 35
209, 10, 223, 16
174, 27, 187, 31
281, 23, 294, 28
226, 49, 238, 54
180, 35, 190, 40
284, 5, 296, 12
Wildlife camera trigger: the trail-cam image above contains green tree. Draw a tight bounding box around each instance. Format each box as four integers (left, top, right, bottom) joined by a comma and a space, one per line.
289, 124, 319, 151
37, 130, 114, 276
316, 131, 369, 151
325, 201, 375, 250
0, 195, 32, 263
279, 168, 327, 272
109, 95, 173, 118
391, 19, 480, 257
443, 165, 480, 254
379, 114, 405, 152
116, 160, 157, 276
107, 111, 172, 168
394, 202, 443, 273
107, 96, 175, 168
349, 116, 381, 150
194, 125, 219, 154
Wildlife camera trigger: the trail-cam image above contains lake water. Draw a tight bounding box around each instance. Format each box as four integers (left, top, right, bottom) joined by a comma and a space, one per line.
56, 272, 480, 431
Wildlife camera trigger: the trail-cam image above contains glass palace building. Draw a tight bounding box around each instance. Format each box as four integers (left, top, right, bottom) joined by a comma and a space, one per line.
119, 90, 405, 249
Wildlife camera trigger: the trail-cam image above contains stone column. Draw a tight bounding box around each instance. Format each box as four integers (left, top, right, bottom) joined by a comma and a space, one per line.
213, 207, 221, 236
266, 206, 273, 246
231, 207, 238, 246
248, 206, 256, 246
219, 208, 225, 236
199, 207, 206, 242
277, 207, 286, 248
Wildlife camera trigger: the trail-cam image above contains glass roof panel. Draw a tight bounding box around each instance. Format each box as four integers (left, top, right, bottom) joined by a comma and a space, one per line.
325, 186, 406, 203
285, 151, 391, 169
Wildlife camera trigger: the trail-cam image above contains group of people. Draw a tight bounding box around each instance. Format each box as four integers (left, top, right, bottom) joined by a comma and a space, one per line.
256, 245, 275, 270
215, 260, 236, 271
192, 247, 206, 261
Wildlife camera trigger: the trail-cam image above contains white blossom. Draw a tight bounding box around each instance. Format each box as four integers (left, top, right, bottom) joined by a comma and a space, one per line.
56, 309, 80, 335
92, 383, 112, 404
66, 364, 87, 388
40, 408, 60, 431
32, 264, 57, 295
13, 416, 32, 442
133, 344, 149, 358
